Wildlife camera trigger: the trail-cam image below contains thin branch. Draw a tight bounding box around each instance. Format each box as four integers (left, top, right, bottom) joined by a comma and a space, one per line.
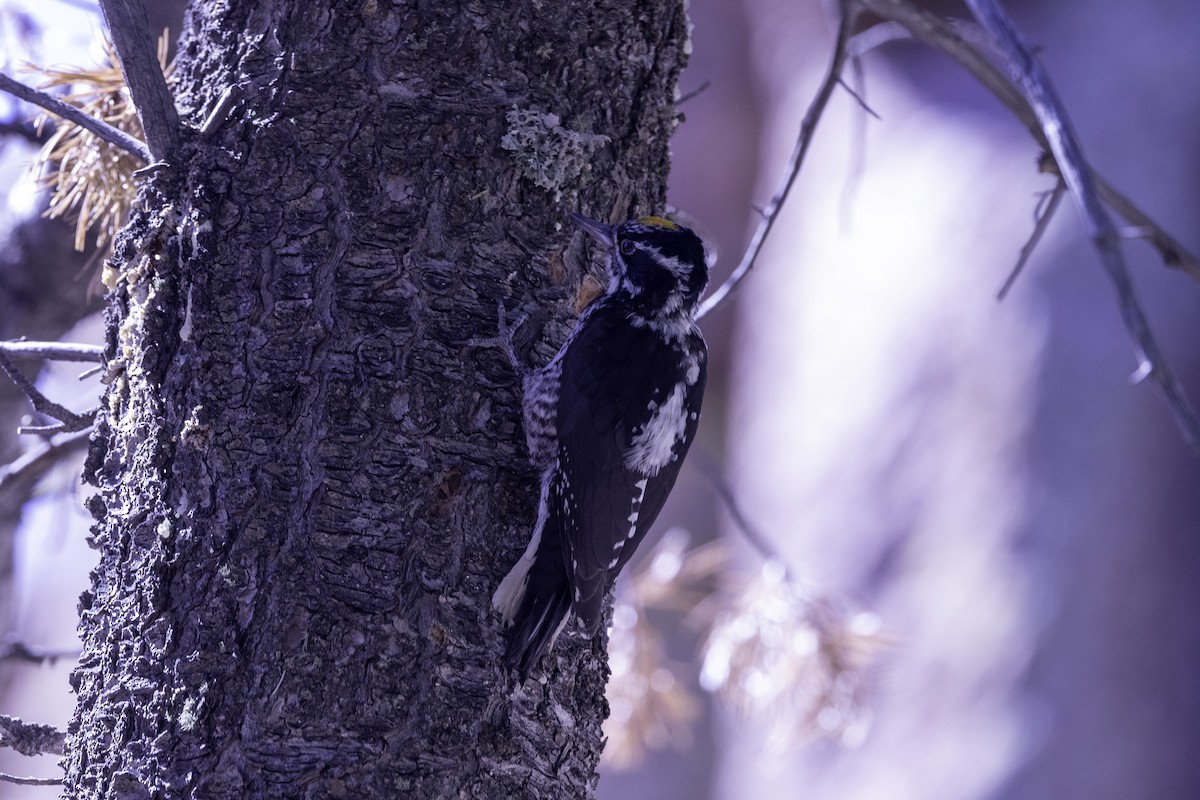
839, 53, 870, 232
0, 117, 46, 144
848, 20, 910, 56
836, 76, 880, 120
676, 80, 712, 108
0, 72, 149, 162
997, 179, 1066, 300
0, 341, 105, 363
18, 411, 98, 436
696, 0, 859, 320
0, 350, 94, 433
0, 429, 92, 496
0, 772, 62, 786
0, 640, 81, 666
97, 0, 180, 160
1091, 172, 1200, 281
0, 714, 67, 758
963, 0, 1200, 452
690, 447, 795, 580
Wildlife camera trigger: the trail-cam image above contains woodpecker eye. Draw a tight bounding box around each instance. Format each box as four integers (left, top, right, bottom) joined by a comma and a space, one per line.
619, 239, 637, 257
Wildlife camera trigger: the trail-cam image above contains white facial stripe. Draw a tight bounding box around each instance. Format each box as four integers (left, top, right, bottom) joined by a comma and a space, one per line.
646, 248, 688, 278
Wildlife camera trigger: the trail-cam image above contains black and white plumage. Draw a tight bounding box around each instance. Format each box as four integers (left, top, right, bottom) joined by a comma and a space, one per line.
493, 213, 710, 679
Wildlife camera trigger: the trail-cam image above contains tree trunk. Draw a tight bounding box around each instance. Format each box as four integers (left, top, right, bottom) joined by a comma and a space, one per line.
65, 1, 690, 797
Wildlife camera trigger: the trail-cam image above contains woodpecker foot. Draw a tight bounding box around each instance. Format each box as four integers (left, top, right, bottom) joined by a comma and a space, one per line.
468, 300, 529, 376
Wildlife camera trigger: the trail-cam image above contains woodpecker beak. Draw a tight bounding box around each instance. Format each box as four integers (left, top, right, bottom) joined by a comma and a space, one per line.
570, 212, 615, 249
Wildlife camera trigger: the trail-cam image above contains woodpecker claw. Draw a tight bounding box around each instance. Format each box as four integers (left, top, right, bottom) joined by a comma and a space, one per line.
467, 300, 529, 376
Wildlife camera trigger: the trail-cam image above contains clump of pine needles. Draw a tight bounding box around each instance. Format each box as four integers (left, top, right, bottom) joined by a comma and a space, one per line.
603, 530, 887, 768
26, 32, 171, 254
699, 562, 885, 751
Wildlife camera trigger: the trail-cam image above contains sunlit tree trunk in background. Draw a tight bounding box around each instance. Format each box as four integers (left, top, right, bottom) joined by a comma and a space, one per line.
64, 1, 691, 796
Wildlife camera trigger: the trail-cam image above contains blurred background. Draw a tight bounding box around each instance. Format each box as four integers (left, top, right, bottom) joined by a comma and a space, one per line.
0, 1, 1197, 798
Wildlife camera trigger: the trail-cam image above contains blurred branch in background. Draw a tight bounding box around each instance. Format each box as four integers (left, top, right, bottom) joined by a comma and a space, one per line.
0, 429, 92, 506
0, 349, 95, 434
0, 713, 65, 758
0, 713, 66, 786
0, 117, 44, 146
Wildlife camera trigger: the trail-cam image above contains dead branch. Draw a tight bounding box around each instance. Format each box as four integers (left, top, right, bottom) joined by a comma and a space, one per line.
998, 179, 1066, 300
0, 72, 149, 162
696, 0, 859, 320
962, 0, 1199, 451
0, 341, 105, 364
0, 350, 95, 434
0, 772, 62, 786
0, 714, 67, 758
854, 0, 1200, 282
97, 0, 180, 160
0, 640, 82, 666
0, 429, 92, 497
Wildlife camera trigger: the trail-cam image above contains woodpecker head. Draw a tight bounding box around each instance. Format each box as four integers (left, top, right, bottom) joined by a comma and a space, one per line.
571, 212, 710, 320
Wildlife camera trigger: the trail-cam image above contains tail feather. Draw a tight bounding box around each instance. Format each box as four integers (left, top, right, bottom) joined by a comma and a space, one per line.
505, 583, 572, 680
496, 469, 575, 679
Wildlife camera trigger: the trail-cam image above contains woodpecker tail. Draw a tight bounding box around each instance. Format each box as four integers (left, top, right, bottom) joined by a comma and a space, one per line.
494, 526, 574, 679
503, 579, 572, 680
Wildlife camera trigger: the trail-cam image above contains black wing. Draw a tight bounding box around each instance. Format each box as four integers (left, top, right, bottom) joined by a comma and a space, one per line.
554, 302, 707, 632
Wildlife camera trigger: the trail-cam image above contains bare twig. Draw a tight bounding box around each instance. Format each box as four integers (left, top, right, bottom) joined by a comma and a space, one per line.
0, 72, 149, 162
0, 341, 105, 363
0, 640, 81, 666
17, 411, 99, 436
97, 0, 180, 160
840, 53, 870, 231
690, 448, 794, 580
0, 117, 46, 144
836, 76, 880, 120
997, 179, 1066, 300
1091, 172, 1200, 280
0, 714, 67, 758
696, 0, 859, 320
676, 80, 712, 108
0, 429, 92, 496
963, 0, 1200, 452
0, 772, 62, 786
848, 20, 910, 56
0, 350, 94, 433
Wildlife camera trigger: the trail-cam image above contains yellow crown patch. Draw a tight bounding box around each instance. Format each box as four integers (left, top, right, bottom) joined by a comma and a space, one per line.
637, 215, 679, 231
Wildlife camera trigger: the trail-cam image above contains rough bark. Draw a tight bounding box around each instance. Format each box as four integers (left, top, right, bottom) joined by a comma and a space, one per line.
66, 1, 689, 798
